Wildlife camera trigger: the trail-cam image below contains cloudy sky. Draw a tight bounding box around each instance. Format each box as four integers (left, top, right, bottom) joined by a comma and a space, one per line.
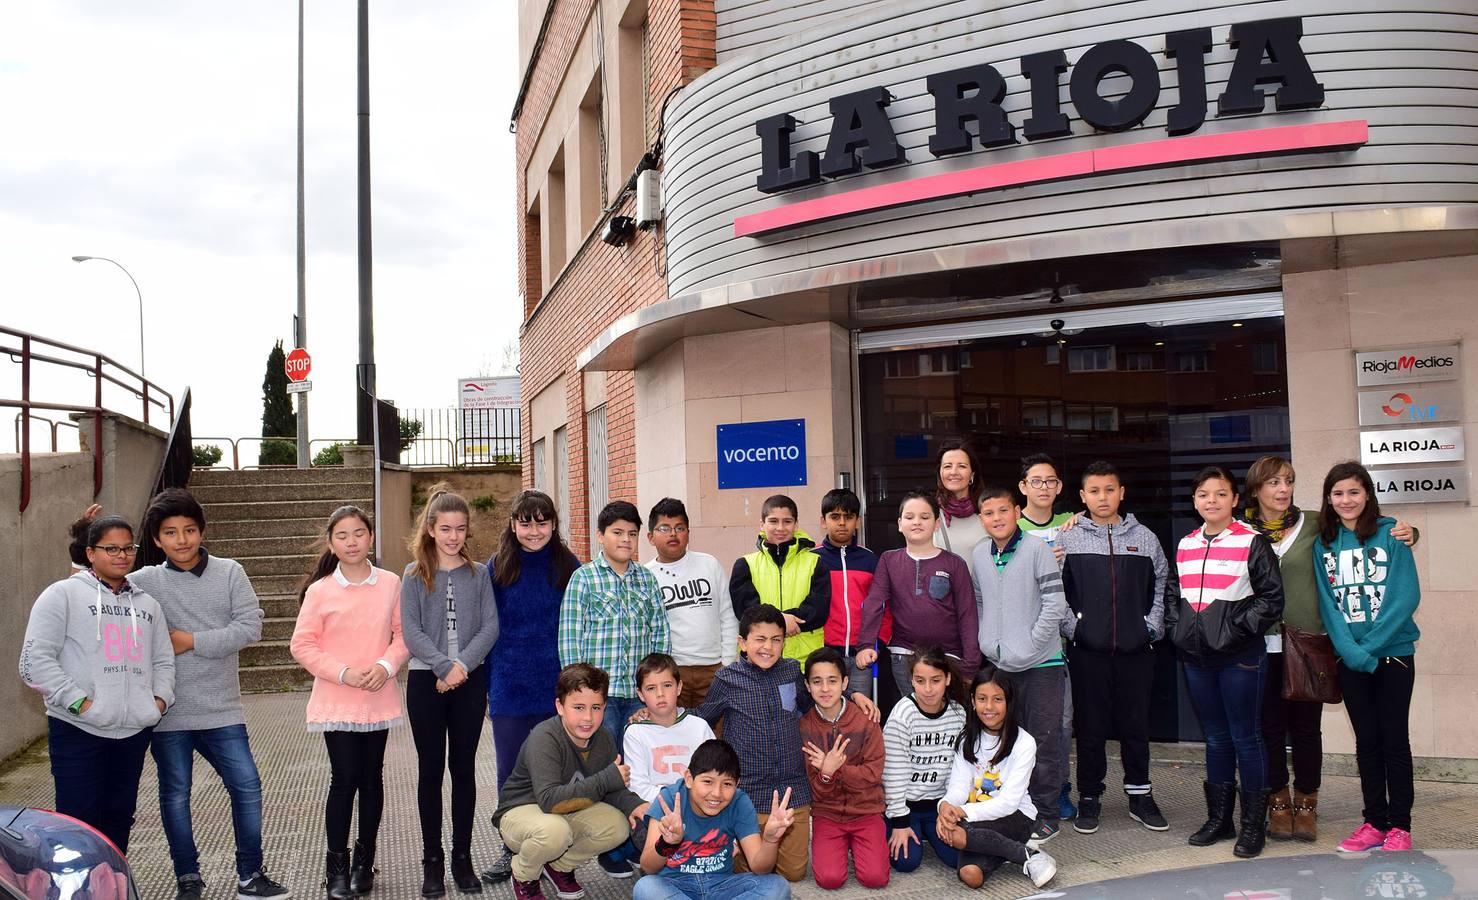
1, 1, 519, 457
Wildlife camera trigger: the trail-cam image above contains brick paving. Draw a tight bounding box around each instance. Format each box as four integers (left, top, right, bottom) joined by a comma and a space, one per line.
3, 691, 1476, 899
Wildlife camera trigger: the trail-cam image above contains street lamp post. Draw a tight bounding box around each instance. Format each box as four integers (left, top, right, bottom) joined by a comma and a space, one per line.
71, 256, 146, 379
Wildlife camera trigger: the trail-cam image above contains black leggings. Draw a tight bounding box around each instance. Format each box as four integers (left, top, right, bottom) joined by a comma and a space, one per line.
408, 666, 486, 855
958, 811, 1034, 871
1262, 651, 1324, 794
323, 730, 389, 853
1339, 656, 1415, 832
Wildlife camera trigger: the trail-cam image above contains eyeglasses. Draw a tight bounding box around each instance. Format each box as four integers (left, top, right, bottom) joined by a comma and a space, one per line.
93, 544, 139, 558
652, 524, 688, 535
1025, 478, 1061, 489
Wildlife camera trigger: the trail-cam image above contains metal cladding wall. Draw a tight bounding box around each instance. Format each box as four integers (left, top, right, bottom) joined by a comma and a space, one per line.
665, 0, 1478, 300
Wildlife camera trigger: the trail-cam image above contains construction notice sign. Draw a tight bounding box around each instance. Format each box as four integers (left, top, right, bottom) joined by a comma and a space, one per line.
458, 377, 519, 463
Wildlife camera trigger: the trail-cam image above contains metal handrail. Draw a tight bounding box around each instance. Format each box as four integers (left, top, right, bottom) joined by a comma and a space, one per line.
2, 326, 175, 511
13, 412, 80, 453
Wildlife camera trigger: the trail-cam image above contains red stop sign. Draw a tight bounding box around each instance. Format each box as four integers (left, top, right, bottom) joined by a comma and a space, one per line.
285, 348, 312, 382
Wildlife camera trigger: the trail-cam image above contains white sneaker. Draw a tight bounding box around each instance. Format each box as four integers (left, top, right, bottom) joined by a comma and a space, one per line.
1023, 849, 1057, 888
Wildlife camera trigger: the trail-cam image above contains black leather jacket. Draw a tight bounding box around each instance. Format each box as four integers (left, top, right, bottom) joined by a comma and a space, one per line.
1165, 528, 1285, 665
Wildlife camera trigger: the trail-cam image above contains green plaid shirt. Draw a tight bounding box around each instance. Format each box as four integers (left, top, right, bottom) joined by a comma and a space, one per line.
558, 553, 671, 698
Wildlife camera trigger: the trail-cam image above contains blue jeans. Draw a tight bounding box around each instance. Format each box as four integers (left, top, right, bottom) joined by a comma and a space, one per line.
887, 809, 958, 871
600, 695, 646, 750
47, 718, 152, 856
632, 871, 791, 900
1183, 654, 1267, 792
151, 725, 265, 879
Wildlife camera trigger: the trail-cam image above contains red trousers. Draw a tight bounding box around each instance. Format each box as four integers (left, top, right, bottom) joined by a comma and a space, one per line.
810, 814, 889, 890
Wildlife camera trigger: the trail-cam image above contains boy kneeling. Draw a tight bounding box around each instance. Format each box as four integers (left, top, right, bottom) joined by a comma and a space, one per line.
635, 739, 793, 900
494, 663, 644, 900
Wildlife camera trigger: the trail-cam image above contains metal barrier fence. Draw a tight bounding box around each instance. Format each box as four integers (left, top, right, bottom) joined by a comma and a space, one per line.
193, 407, 520, 470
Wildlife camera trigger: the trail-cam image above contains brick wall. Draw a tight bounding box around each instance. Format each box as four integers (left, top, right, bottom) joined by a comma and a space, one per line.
516, 0, 715, 558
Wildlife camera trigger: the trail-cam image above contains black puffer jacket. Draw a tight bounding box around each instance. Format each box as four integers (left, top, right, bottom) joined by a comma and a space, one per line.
1165, 520, 1285, 665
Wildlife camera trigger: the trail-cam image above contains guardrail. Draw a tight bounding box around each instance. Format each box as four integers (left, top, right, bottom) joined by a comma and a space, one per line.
1, 326, 174, 511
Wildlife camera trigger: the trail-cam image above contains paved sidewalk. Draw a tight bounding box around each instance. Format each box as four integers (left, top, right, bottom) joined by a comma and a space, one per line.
3, 692, 1476, 899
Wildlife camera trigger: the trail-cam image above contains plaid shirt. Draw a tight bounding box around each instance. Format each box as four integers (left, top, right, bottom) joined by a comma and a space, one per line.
558, 553, 670, 698
694, 657, 812, 812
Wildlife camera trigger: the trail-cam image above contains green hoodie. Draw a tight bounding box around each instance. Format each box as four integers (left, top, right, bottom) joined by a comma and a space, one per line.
1313, 516, 1420, 674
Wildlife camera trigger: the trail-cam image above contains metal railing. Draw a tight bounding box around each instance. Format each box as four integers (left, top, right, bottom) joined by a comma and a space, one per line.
399, 407, 520, 467
1, 325, 174, 511
192, 406, 521, 471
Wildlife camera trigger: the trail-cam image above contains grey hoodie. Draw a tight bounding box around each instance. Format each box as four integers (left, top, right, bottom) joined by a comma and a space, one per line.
19, 569, 176, 739
971, 531, 1069, 672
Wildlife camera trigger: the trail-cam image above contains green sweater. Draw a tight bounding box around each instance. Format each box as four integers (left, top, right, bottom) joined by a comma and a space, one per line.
1269, 518, 1323, 636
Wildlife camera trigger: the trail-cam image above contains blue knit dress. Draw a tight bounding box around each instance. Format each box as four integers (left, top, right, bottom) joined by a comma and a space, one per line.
485, 544, 563, 718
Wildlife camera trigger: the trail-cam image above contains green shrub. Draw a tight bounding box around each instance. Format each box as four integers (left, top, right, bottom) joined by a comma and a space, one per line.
313, 443, 347, 467
259, 439, 296, 467
471, 494, 497, 513
192, 444, 223, 468
399, 418, 423, 453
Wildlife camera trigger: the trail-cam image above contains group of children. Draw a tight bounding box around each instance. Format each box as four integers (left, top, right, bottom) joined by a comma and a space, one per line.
17, 443, 1424, 899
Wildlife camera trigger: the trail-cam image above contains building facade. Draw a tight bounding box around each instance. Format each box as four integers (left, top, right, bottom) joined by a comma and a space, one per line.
518, 0, 1478, 760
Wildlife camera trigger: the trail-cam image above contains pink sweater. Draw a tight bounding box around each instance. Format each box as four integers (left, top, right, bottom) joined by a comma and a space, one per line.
291, 566, 409, 729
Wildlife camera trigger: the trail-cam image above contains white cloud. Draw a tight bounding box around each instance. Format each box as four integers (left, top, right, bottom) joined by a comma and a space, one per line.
0, 0, 520, 453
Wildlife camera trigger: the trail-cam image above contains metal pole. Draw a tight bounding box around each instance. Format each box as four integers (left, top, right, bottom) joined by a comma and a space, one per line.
295, 0, 310, 469
71, 256, 144, 379
355, 0, 376, 446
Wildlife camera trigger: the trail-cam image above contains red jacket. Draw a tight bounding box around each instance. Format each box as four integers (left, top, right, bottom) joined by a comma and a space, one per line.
798, 699, 885, 820
814, 539, 891, 649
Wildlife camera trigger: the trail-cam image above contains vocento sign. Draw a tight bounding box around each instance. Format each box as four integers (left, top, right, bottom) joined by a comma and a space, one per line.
738, 16, 1365, 236
716, 419, 808, 490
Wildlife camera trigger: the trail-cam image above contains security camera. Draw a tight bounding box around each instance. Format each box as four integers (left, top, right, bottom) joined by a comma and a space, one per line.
1049, 318, 1065, 332
602, 215, 636, 247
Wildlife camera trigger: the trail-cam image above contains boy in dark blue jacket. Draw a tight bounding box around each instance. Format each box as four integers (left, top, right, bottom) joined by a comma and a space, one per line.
1056, 461, 1171, 836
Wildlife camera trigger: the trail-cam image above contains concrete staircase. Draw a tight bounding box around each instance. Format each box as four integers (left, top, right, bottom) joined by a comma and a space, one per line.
190, 466, 375, 692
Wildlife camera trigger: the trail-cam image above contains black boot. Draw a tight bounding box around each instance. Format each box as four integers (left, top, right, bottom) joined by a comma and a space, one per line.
450, 851, 482, 893
325, 850, 353, 900
421, 851, 447, 899
349, 840, 377, 895
1234, 788, 1271, 858
1187, 781, 1238, 846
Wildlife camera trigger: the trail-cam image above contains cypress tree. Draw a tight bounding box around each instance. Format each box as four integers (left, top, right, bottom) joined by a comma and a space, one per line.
260, 340, 296, 464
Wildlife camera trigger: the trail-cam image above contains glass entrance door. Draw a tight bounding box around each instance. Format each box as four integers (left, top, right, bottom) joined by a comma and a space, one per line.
857, 302, 1290, 739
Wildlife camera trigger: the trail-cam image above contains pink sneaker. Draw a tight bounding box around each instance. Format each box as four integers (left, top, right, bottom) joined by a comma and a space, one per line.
1382, 828, 1413, 851
1338, 823, 1388, 852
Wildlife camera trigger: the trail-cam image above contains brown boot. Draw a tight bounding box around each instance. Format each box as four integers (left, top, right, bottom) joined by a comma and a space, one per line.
1267, 787, 1293, 841
1291, 790, 1318, 842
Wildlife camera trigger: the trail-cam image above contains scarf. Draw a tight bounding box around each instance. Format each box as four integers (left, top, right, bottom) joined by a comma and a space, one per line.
940, 494, 978, 525
1245, 504, 1300, 543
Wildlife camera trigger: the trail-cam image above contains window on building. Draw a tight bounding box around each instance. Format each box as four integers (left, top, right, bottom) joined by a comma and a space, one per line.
1121, 351, 1159, 371
1176, 351, 1210, 373
1253, 341, 1281, 374
539, 150, 566, 296
552, 426, 570, 542
585, 405, 609, 556
532, 437, 548, 494
918, 349, 958, 375
1044, 344, 1061, 365
1067, 346, 1114, 372
609, 0, 649, 191
569, 76, 603, 244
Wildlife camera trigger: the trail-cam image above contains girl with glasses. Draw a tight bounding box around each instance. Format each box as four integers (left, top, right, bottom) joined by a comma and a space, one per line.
19, 514, 175, 854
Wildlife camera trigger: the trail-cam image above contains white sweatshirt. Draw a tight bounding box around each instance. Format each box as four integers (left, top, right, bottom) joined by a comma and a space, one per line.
622, 711, 717, 802
941, 728, 1038, 823
882, 697, 967, 822
646, 551, 738, 666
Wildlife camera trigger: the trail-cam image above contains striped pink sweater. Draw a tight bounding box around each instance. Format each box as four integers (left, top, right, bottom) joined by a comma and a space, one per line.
1175, 520, 1259, 611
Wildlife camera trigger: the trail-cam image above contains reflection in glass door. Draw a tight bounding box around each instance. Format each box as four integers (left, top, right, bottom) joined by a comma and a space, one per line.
858, 308, 1290, 740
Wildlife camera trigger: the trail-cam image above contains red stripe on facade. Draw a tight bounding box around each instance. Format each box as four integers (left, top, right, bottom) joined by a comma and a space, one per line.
734, 120, 1369, 237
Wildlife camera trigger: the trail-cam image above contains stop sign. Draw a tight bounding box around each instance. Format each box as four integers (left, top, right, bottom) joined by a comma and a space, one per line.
285, 348, 312, 382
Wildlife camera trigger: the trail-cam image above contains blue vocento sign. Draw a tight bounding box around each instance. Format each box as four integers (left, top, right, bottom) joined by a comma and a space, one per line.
716, 419, 807, 490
